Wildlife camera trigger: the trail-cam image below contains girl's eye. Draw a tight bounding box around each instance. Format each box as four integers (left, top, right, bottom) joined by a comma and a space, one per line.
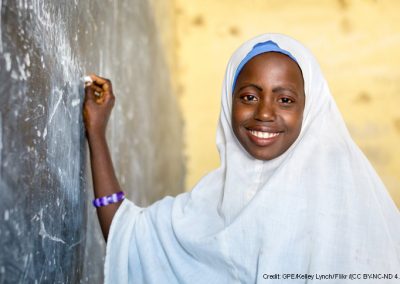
242, 95, 257, 102
279, 97, 294, 104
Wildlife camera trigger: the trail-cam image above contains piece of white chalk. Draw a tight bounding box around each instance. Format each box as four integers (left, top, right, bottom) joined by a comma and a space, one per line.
83, 76, 93, 84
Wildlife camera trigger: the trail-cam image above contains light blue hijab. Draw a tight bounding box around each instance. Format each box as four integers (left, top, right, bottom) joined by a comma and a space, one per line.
232, 40, 298, 92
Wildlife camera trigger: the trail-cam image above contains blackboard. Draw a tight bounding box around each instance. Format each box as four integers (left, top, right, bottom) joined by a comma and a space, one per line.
0, 1, 184, 282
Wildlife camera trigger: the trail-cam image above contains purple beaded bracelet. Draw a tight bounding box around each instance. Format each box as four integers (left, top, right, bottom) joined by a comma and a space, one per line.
92, 191, 125, 208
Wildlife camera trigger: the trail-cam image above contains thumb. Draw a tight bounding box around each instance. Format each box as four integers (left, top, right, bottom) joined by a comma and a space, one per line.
84, 83, 95, 103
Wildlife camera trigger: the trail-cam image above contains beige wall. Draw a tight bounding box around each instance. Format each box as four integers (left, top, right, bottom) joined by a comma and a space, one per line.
174, 0, 400, 207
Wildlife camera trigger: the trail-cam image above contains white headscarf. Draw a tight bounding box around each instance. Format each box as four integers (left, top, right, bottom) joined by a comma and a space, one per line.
105, 33, 400, 284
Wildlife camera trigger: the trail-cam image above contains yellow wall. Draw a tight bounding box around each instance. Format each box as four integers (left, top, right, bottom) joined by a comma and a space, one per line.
174, 0, 400, 207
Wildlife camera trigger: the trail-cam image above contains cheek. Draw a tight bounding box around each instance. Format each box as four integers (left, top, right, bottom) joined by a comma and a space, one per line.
232, 105, 242, 128
232, 104, 252, 141
283, 111, 303, 136
232, 104, 253, 124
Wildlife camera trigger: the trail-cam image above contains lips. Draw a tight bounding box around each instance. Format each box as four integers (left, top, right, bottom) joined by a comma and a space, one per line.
245, 127, 282, 146
249, 130, 280, 139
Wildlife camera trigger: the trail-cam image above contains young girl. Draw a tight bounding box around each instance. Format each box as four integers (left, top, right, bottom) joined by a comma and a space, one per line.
84, 33, 400, 283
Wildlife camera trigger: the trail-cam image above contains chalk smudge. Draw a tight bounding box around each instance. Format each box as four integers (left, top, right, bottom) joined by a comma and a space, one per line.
4, 52, 11, 71
38, 210, 66, 244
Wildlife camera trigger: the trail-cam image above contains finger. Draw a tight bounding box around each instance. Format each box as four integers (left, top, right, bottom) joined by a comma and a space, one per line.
85, 84, 103, 94
103, 91, 115, 104
84, 84, 95, 103
84, 84, 103, 103
95, 97, 105, 105
88, 74, 113, 92
101, 89, 115, 100
96, 90, 115, 104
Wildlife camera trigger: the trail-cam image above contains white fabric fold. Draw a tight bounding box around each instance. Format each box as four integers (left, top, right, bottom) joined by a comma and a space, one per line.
105, 33, 400, 284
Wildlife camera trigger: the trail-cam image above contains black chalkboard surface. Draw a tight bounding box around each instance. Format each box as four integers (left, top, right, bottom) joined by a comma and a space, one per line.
0, 1, 184, 282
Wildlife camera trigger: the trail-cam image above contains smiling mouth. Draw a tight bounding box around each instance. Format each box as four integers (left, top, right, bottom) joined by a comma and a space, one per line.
246, 129, 281, 147
249, 130, 280, 139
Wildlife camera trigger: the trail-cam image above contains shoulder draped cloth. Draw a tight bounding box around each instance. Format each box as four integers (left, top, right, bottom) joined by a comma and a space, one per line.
105, 33, 400, 283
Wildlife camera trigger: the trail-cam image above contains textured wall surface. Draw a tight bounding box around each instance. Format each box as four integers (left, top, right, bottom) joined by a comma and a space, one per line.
175, 0, 400, 207
0, 0, 184, 283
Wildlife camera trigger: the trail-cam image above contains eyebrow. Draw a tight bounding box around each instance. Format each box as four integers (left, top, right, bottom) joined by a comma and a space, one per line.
237, 83, 263, 92
272, 86, 299, 96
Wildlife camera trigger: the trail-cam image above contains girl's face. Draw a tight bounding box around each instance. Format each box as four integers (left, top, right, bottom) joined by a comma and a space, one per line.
232, 52, 305, 160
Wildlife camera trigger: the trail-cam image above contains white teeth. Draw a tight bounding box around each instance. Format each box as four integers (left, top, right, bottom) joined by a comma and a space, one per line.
249, 130, 280, 139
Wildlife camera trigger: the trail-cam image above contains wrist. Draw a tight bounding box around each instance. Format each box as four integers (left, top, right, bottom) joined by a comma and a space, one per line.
86, 129, 106, 141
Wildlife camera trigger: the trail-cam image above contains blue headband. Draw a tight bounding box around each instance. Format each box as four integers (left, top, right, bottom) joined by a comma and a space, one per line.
232, 40, 298, 92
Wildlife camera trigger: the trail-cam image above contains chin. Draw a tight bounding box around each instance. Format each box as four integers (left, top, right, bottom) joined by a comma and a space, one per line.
254, 154, 277, 161
247, 149, 281, 161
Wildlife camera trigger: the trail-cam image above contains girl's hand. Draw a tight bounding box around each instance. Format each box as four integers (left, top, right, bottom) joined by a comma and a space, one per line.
83, 74, 115, 138
83, 74, 121, 240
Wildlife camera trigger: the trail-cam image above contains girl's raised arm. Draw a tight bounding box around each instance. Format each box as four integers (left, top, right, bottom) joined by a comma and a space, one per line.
83, 74, 121, 241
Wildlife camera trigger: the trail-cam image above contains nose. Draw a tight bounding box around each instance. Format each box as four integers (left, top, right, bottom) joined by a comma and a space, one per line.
254, 100, 275, 122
